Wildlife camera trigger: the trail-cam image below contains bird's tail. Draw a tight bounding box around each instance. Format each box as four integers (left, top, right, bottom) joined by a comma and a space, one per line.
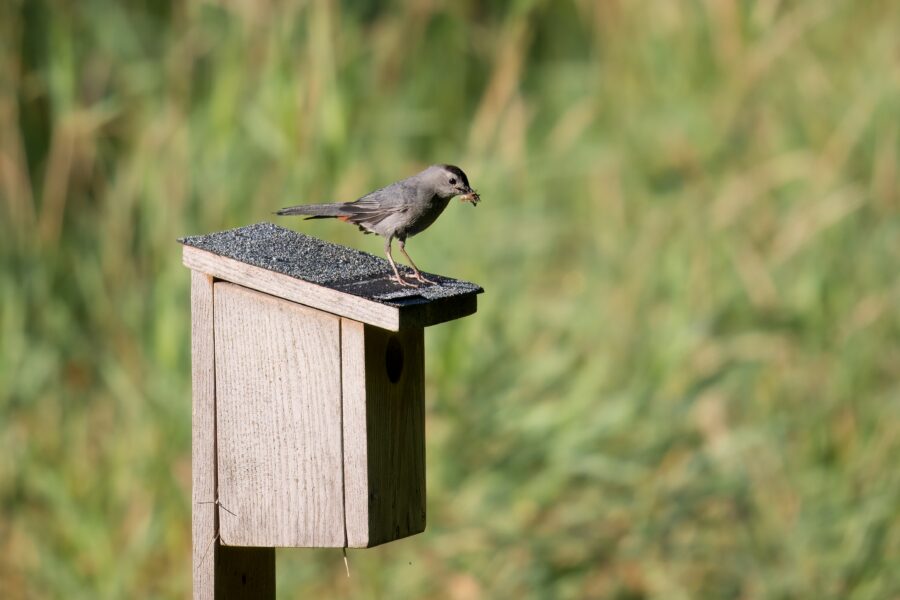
275, 203, 349, 220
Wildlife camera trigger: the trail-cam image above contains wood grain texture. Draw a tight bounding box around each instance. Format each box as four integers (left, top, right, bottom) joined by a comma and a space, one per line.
340, 319, 368, 547
191, 272, 275, 599
342, 320, 426, 547
213, 282, 345, 547
191, 271, 218, 598
184, 246, 400, 330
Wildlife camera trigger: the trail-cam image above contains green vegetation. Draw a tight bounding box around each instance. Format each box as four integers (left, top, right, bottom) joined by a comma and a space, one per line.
2, 0, 898, 597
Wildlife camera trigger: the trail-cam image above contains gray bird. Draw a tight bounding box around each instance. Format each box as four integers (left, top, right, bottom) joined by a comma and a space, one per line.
277, 164, 479, 287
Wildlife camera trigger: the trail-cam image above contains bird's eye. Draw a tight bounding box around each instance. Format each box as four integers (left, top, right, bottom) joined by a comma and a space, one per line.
449, 178, 457, 185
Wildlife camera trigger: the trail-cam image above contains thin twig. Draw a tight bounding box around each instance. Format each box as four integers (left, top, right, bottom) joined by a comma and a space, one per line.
196, 531, 220, 572
196, 497, 238, 517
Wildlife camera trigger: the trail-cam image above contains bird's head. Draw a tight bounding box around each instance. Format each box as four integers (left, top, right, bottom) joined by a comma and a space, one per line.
425, 164, 480, 205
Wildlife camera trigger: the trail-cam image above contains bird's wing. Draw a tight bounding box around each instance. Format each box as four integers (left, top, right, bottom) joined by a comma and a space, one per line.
341, 184, 412, 224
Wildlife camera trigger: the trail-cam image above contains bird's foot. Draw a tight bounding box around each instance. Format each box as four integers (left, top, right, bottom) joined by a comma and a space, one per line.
410, 271, 438, 285
389, 274, 419, 288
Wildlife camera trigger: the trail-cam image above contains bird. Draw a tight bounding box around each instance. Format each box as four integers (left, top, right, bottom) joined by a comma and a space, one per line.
276, 164, 479, 287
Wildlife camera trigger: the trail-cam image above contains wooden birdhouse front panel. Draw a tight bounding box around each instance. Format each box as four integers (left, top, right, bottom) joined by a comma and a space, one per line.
214, 282, 345, 547
210, 280, 428, 549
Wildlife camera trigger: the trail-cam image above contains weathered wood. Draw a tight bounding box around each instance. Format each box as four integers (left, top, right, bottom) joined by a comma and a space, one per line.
342, 320, 426, 547
213, 282, 346, 547
340, 319, 368, 547
191, 271, 217, 598
191, 272, 275, 599
185, 245, 400, 330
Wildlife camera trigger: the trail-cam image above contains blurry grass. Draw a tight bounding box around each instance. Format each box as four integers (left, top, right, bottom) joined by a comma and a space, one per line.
2, 0, 900, 598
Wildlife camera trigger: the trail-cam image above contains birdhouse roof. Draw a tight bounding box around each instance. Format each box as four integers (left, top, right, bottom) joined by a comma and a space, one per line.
179, 223, 482, 330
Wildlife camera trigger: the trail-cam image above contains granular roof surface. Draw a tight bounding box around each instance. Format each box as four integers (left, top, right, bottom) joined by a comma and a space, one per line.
179, 222, 483, 307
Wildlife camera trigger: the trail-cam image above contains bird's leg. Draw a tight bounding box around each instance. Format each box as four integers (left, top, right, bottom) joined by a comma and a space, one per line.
385, 237, 417, 287
398, 239, 437, 285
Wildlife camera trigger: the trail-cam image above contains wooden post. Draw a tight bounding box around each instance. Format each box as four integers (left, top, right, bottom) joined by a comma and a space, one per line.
182, 223, 481, 598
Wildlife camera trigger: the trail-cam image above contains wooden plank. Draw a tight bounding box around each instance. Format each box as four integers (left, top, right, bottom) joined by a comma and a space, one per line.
191, 271, 218, 598
191, 272, 275, 599
342, 320, 426, 547
214, 282, 346, 547
340, 319, 369, 547
184, 245, 400, 331
362, 324, 426, 546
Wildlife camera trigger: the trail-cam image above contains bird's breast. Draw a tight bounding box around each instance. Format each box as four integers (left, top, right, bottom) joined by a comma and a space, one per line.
403, 196, 452, 237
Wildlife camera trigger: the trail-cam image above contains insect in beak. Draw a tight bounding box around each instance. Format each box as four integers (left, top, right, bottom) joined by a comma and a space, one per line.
459, 191, 480, 206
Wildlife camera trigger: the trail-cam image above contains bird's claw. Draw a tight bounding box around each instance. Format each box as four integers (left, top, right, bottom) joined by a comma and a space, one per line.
389, 275, 419, 288
410, 272, 438, 285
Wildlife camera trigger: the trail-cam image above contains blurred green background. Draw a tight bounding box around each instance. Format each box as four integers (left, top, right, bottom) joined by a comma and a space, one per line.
2, 0, 899, 598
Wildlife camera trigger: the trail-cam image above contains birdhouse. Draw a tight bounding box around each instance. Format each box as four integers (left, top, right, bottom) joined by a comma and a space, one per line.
180, 223, 481, 598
